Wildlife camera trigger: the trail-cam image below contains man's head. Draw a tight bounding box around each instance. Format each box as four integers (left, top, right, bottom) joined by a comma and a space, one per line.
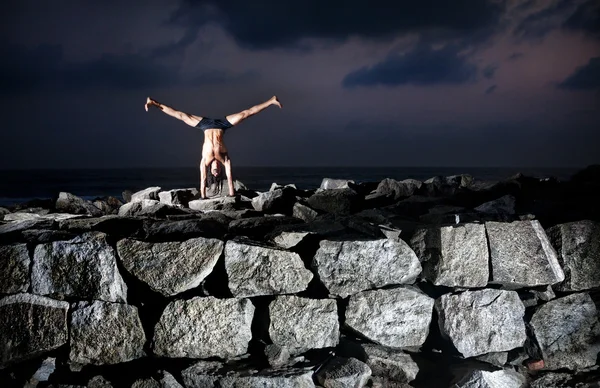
210, 160, 221, 177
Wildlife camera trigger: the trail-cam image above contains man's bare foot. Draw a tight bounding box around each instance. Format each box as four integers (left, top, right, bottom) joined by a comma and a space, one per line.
144, 97, 153, 112
271, 96, 282, 109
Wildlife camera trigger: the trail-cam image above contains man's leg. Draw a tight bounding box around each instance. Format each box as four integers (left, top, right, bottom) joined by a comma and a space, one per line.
145, 97, 202, 127
225, 96, 282, 126
223, 157, 235, 197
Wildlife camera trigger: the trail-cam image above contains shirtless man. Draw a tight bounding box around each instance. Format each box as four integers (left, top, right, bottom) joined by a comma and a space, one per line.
145, 96, 282, 198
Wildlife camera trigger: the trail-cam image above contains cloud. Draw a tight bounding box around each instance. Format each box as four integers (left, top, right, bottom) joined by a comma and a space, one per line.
485, 85, 498, 94
563, 0, 600, 39
483, 64, 498, 79
342, 43, 478, 88
513, 0, 594, 40
508, 52, 524, 60
558, 57, 600, 90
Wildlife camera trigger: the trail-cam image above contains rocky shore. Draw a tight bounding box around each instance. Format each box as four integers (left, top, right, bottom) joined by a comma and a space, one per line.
1, 165, 600, 387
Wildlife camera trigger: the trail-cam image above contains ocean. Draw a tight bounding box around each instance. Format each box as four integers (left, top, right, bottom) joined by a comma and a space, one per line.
0, 166, 581, 207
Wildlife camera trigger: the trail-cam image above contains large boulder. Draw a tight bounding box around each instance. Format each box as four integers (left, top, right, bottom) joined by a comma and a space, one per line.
55, 192, 103, 216
158, 188, 198, 207
69, 301, 146, 367
117, 237, 223, 296
530, 292, 600, 370
269, 296, 339, 355
251, 188, 296, 214
376, 178, 422, 200
436, 289, 526, 358
153, 296, 254, 359
345, 287, 434, 348
0, 294, 69, 367
307, 188, 361, 215
486, 221, 564, 288
546, 220, 600, 291
224, 240, 313, 297
0, 243, 30, 294
314, 357, 371, 388
31, 232, 127, 302
130, 187, 161, 202
188, 196, 237, 212
312, 239, 421, 298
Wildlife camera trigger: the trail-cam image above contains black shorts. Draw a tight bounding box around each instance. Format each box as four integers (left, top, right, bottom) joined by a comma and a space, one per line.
196, 117, 233, 131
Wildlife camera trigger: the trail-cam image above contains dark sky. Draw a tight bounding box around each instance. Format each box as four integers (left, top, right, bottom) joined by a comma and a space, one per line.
1, 0, 599, 169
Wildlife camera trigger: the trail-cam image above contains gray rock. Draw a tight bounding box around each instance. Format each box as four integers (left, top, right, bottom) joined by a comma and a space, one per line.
159, 371, 184, 388
131, 187, 161, 202
158, 188, 198, 206
154, 297, 254, 359
530, 292, 600, 370
320, 178, 354, 190
27, 357, 56, 387
271, 231, 312, 249
292, 203, 319, 222
188, 196, 237, 211
486, 221, 564, 288
4, 213, 82, 222
345, 287, 434, 348
0, 294, 69, 367
0, 243, 30, 293
0, 207, 9, 218
269, 296, 339, 355
117, 237, 223, 296
436, 289, 526, 358
307, 188, 360, 215
369, 377, 413, 388
22, 229, 79, 244
131, 378, 160, 388
314, 357, 371, 388
55, 192, 103, 216
118, 200, 185, 218
312, 239, 421, 298
219, 369, 315, 388
265, 344, 291, 368
92, 196, 123, 215
475, 352, 508, 367
361, 344, 419, 383
143, 218, 228, 240
87, 375, 114, 388
270, 182, 297, 191
411, 224, 489, 288
376, 178, 422, 199
453, 369, 526, 388
31, 232, 127, 302
225, 240, 313, 297
69, 301, 146, 367
530, 372, 573, 388
474, 195, 516, 216
228, 216, 302, 239
252, 189, 295, 214
58, 215, 143, 237
445, 174, 474, 188
546, 220, 600, 291
181, 360, 223, 388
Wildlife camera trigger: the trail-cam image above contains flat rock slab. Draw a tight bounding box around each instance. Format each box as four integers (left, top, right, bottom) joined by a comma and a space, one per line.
307, 188, 360, 215
436, 289, 526, 358
219, 369, 316, 388
225, 240, 313, 297
0, 294, 69, 367
117, 237, 223, 296
315, 357, 371, 388
189, 196, 237, 212
454, 369, 526, 388
312, 239, 421, 298
31, 232, 127, 302
345, 287, 434, 348
69, 301, 146, 367
361, 344, 419, 383
0, 243, 30, 293
269, 296, 339, 355
271, 231, 312, 249
546, 220, 600, 291
486, 220, 564, 288
530, 292, 600, 370
154, 296, 254, 359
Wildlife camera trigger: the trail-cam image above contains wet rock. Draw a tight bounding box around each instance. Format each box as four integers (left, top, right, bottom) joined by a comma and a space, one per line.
0, 243, 30, 294
31, 232, 127, 303
453, 369, 526, 388
55, 192, 103, 216
376, 178, 422, 200
486, 220, 564, 288
225, 240, 313, 297
345, 287, 434, 348
117, 237, 223, 296
180, 360, 223, 388
320, 178, 354, 190
158, 188, 198, 206
69, 301, 146, 367
131, 187, 161, 202
188, 196, 237, 211
530, 293, 600, 370
252, 189, 296, 214
219, 369, 315, 388
361, 344, 419, 383
269, 296, 339, 355
436, 289, 526, 358
265, 344, 291, 368
312, 239, 421, 298
307, 188, 360, 215
0, 294, 69, 367
271, 231, 312, 249
154, 297, 254, 359
314, 357, 371, 388
546, 220, 600, 291
292, 202, 319, 222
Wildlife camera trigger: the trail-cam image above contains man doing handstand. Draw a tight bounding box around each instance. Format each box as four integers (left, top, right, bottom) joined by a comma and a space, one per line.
145, 95, 282, 198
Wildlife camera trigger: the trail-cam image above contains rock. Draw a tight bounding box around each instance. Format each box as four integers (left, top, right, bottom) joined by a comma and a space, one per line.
0, 207, 10, 218
180, 360, 223, 388
307, 188, 360, 215
31, 232, 127, 303
436, 289, 526, 358
530, 372, 573, 388
143, 217, 228, 240
0, 219, 56, 244
122, 190, 133, 203
530, 292, 600, 370
474, 195, 516, 217
314, 357, 371, 388
188, 196, 237, 211
69, 301, 146, 367
271, 231, 312, 249
154, 296, 254, 359
93, 196, 123, 215
131, 378, 160, 388
475, 352, 508, 367
219, 369, 316, 388
252, 189, 295, 214
117, 237, 223, 296
345, 287, 434, 348
265, 344, 291, 368
411, 223, 488, 288
225, 240, 313, 297
58, 215, 144, 238
131, 187, 161, 202
0, 243, 30, 293
361, 344, 419, 383
320, 178, 355, 190
27, 357, 56, 386
546, 220, 600, 291
55, 192, 103, 216
445, 174, 474, 188
486, 220, 564, 288
0, 294, 69, 367
269, 296, 339, 355
159, 371, 184, 388
118, 200, 187, 218
4, 212, 82, 222
228, 216, 302, 239
453, 369, 526, 388
292, 202, 319, 222
158, 188, 198, 206
21, 229, 78, 244
376, 178, 422, 200
87, 375, 114, 388
312, 239, 421, 298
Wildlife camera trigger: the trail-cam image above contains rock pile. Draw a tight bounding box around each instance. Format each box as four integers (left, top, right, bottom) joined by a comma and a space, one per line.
1, 166, 600, 387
